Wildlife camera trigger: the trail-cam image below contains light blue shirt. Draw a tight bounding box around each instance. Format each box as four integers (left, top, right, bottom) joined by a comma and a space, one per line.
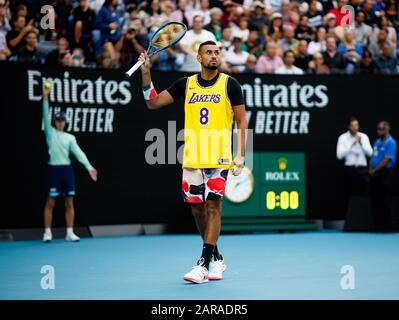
370, 135, 397, 169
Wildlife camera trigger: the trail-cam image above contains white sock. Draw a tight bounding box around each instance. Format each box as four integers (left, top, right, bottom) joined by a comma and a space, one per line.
66, 228, 74, 235
45, 228, 51, 235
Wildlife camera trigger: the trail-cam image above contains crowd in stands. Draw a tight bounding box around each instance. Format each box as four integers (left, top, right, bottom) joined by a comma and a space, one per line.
0, 0, 398, 74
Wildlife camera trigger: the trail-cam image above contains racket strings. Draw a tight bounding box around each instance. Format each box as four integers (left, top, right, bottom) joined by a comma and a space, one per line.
150, 23, 187, 50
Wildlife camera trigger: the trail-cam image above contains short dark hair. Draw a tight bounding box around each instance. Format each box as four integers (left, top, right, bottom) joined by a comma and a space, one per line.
283, 50, 295, 58
198, 40, 217, 53
347, 116, 358, 126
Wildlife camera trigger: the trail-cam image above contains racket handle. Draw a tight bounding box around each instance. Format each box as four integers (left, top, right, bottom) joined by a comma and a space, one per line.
125, 60, 144, 77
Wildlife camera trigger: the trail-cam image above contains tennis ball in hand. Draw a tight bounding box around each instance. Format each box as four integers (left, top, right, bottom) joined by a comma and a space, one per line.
44, 82, 51, 89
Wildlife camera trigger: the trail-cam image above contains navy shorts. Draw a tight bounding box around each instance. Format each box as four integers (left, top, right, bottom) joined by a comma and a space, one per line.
47, 165, 76, 197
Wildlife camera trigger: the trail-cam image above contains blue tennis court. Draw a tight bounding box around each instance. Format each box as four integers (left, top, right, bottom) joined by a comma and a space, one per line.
1, 231, 398, 300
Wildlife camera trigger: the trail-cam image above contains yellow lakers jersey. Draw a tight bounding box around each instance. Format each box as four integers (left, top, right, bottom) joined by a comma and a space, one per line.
183, 73, 234, 168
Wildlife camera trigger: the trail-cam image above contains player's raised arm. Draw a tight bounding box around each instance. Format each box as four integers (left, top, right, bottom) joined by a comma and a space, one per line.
139, 51, 174, 110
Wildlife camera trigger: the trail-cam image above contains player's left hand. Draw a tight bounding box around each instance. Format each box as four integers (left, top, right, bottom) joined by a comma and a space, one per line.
230, 156, 244, 176
89, 168, 98, 182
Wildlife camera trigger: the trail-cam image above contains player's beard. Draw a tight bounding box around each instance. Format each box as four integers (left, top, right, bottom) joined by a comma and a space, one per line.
204, 61, 219, 70
205, 65, 218, 70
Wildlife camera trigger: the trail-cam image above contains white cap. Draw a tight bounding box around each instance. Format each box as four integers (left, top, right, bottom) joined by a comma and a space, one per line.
252, 1, 265, 9
326, 12, 336, 20
271, 12, 283, 19
209, 7, 223, 16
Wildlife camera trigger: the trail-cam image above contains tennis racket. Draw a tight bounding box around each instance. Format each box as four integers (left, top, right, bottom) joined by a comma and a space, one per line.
125, 22, 187, 77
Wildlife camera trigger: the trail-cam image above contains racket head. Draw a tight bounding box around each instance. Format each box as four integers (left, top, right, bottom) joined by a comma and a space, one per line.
148, 22, 187, 56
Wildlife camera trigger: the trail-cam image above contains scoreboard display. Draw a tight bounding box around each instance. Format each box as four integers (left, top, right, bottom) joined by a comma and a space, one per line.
222, 152, 313, 231
260, 152, 305, 217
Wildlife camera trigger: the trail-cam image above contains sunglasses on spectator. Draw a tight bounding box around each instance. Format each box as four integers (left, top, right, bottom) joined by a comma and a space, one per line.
377, 127, 385, 132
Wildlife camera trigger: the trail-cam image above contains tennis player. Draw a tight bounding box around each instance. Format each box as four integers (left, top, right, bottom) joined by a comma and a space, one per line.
138, 40, 247, 284
41, 87, 98, 242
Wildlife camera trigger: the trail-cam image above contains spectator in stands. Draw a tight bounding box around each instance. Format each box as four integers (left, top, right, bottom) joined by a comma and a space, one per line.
193, 0, 211, 26
248, 1, 270, 33
319, 0, 335, 12
178, 15, 216, 72
280, 0, 299, 26
73, 0, 96, 49
151, 45, 178, 71
328, 0, 349, 26
232, 16, 250, 42
100, 51, 116, 68
223, 36, 249, 73
0, 0, 10, 60
306, 0, 324, 29
295, 39, 311, 71
270, 0, 284, 13
356, 50, 376, 74
368, 28, 396, 60
385, 0, 398, 24
307, 27, 326, 55
374, 42, 398, 74
276, 50, 304, 74
142, 0, 167, 33
151, 0, 171, 31
53, 0, 73, 39
70, 48, 86, 67
267, 12, 283, 42
220, 0, 240, 28
371, 16, 397, 48
14, 3, 27, 19
295, 15, 313, 42
255, 41, 283, 74
244, 29, 265, 57
16, 30, 39, 63
204, 7, 223, 41
219, 26, 232, 53
45, 37, 70, 66
353, 10, 372, 47
6, 15, 36, 56
337, 30, 363, 74
279, 24, 299, 53
0, 33, 9, 59
119, 19, 147, 69
308, 52, 330, 74
243, 53, 257, 73
323, 35, 346, 73
0, 0, 396, 74
95, 0, 123, 64
59, 50, 73, 67
169, 0, 190, 27
0, 0, 10, 36
362, 0, 378, 26
324, 12, 337, 35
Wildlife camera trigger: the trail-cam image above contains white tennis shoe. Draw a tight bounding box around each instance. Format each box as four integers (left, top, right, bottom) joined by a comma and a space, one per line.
65, 232, 80, 242
208, 257, 227, 280
42, 232, 52, 243
183, 259, 209, 284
